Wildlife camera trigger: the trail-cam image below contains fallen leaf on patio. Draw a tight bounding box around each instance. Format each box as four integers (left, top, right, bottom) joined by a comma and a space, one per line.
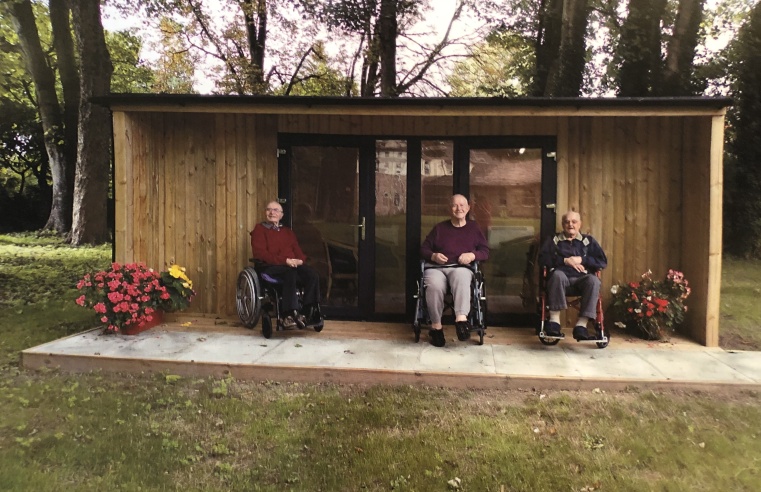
295, 343, 303, 348
344, 350, 354, 354
182, 322, 193, 327
197, 337, 206, 342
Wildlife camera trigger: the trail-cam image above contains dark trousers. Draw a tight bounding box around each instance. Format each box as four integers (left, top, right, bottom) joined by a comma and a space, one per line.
260, 265, 321, 312
546, 270, 600, 319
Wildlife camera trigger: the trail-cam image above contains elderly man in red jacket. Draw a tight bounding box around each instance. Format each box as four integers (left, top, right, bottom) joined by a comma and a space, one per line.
251, 201, 322, 327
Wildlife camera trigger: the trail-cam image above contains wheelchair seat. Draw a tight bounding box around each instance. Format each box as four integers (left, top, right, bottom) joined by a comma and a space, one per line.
412, 260, 487, 345
536, 267, 608, 348
236, 259, 324, 338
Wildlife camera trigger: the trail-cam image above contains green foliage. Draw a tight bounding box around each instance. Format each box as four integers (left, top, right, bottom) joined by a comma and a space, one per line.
149, 17, 196, 94
448, 29, 534, 97
106, 29, 156, 93
724, 2, 761, 258
720, 256, 761, 350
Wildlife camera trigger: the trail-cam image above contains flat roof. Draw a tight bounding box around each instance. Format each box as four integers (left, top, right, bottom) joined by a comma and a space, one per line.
93, 94, 732, 117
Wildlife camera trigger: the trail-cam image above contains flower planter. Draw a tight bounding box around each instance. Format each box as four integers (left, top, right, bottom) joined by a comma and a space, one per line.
121, 310, 164, 335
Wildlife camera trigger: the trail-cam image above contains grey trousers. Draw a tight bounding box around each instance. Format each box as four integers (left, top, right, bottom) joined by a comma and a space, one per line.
423, 265, 474, 325
546, 270, 600, 319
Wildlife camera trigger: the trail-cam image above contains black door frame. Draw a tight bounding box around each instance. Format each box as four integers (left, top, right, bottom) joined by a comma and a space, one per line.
453, 136, 557, 326
278, 133, 557, 325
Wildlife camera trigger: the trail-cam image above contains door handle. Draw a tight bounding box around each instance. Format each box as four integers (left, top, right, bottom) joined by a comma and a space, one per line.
545, 203, 556, 210
350, 216, 366, 240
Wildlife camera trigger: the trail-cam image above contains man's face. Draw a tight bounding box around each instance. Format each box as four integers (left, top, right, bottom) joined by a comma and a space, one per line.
265, 202, 283, 225
450, 196, 470, 220
562, 214, 581, 238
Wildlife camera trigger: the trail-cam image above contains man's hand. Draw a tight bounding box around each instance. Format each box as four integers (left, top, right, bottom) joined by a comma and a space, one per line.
431, 253, 448, 264
458, 252, 476, 265
564, 256, 586, 272
286, 258, 303, 268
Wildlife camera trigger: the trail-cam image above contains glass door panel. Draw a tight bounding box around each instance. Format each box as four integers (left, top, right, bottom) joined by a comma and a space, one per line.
469, 148, 542, 315
291, 146, 359, 309
374, 140, 407, 314
421, 140, 454, 240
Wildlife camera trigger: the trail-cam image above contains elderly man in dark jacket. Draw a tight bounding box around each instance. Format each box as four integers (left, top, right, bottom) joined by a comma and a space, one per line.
539, 210, 607, 341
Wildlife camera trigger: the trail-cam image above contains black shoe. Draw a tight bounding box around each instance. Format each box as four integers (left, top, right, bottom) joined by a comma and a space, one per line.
293, 310, 306, 329
545, 321, 562, 337
455, 321, 471, 341
429, 329, 446, 347
573, 326, 591, 341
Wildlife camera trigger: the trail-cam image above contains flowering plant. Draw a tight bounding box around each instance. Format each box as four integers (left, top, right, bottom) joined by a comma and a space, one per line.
75, 262, 195, 333
610, 269, 691, 340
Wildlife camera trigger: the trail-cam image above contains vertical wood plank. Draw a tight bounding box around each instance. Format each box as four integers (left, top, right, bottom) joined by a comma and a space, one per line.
611, 117, 627, 288
225, 114, 241, 315
134, 113, 147, 263
633, 117, 648, 274
706, 114, 725, 347
598, 117, 615, 294
214, 114, 228, 316
646, 116, 661, 273
113, 112, 129, 264
555, 117, 569, 225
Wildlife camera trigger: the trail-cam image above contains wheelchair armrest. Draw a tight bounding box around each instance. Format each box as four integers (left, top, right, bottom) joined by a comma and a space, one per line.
421, 260, 481, 273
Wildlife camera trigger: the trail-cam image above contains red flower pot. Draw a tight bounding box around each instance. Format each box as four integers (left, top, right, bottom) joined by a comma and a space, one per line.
121, 310, 164, 335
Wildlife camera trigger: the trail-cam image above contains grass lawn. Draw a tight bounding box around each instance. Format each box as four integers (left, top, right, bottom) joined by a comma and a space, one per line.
1, 233, 760, 491
719, 257, 761, 351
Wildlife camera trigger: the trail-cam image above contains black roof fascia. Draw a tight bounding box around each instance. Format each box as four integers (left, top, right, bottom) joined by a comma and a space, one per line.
92, 94, 732, 109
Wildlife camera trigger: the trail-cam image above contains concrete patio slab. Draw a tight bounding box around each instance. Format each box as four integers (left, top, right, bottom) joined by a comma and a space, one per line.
21, 319, 761, 392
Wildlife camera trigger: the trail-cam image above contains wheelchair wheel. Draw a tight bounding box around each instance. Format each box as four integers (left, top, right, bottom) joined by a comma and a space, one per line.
595, 322, 609, 349
236, 267, 262, 328
413, 322, 421, 342
261, 314, 273, 338
539, 336, 561, 346
538, 319, 561, 346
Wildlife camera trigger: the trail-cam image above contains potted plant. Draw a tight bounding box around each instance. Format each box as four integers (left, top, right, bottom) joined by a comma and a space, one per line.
609, 269, 691, 340
75, 262, 195, 334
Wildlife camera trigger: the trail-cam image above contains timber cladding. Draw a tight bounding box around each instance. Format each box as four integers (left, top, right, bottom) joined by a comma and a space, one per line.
112, 108, 722, 346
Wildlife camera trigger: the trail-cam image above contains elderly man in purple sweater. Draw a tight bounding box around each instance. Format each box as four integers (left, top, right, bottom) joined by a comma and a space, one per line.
421, 194, 490, 347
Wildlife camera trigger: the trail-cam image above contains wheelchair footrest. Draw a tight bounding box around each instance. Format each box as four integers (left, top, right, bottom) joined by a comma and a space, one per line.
539, 332, 565, 340
577, 336, 608, 344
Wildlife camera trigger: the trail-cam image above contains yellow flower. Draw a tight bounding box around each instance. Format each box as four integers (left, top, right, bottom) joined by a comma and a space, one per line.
167, 264, 193, 290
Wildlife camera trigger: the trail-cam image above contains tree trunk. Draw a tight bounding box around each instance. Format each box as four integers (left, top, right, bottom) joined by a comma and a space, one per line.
533, 0, 564, 96
49, 0, 80, 223
544, 0, 591, 97
7, 0, 71, 233
361, 29, 381, 97
378, 0, 398, 97
616, 0, 667, 97
661, 0, 704, 96
68, 0, 113, 245
242, 0, 267, 93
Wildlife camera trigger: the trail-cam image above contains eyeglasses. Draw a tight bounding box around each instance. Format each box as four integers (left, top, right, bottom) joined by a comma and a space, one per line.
266, 208, 283, 213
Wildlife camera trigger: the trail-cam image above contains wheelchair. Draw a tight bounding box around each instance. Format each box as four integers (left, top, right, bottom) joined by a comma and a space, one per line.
537, 267, 609, 348
236, 259, 324, 338
412, 261, 487, 345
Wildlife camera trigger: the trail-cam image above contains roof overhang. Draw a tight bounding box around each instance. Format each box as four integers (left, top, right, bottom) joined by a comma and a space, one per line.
93, 94, 732, 117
